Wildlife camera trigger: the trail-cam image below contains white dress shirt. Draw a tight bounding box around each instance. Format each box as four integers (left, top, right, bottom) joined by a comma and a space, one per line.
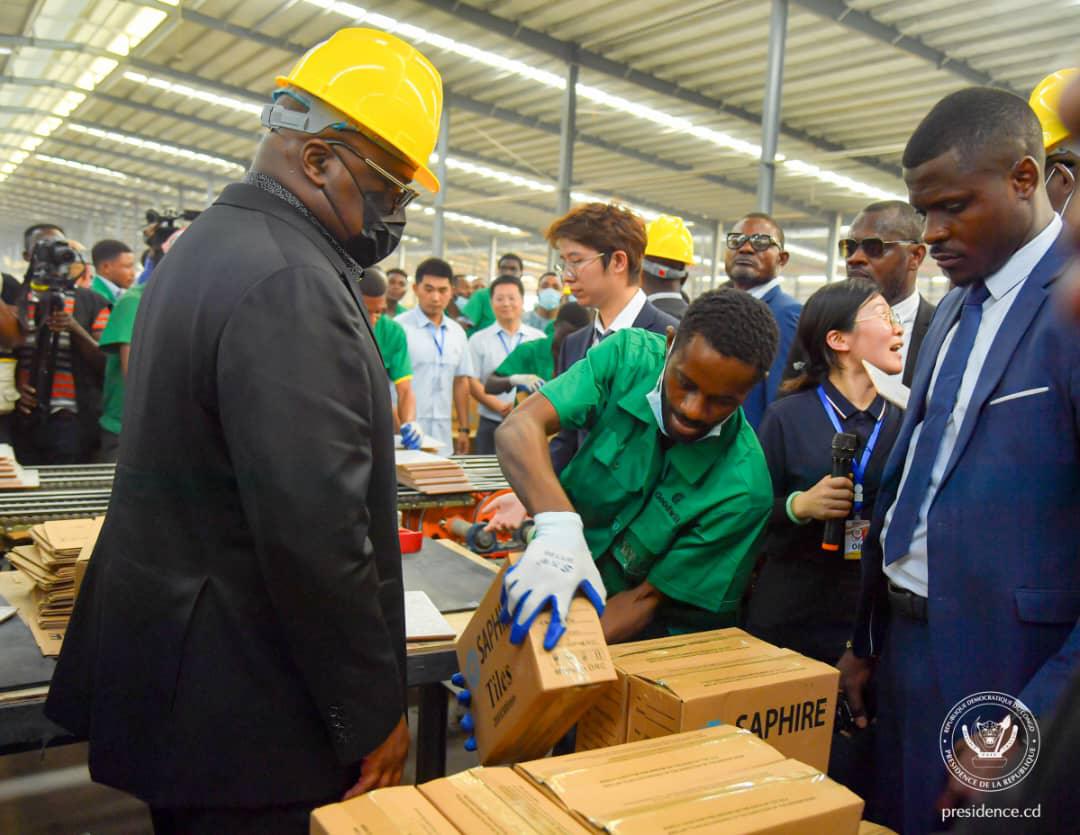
747, 277, 783, 299
397, 306, 474, 446
592, 288, 647, 344
882, 215, 1062, 596
889, 289, 922, 378
468, 320, 545, 422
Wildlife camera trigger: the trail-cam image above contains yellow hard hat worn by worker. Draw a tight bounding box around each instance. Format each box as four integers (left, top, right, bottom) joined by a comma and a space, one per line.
643, 214, 694, 280
1030, 69, 1080, 153
263, 28, 443, 193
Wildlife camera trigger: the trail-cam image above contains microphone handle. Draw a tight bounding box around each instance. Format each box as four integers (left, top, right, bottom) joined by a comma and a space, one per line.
822, 454, 854, 551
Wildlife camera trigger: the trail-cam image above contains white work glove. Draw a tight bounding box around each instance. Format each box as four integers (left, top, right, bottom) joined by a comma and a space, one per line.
400, 421, 422, 450
509, 373, 545, 393
500, 511, 606, 650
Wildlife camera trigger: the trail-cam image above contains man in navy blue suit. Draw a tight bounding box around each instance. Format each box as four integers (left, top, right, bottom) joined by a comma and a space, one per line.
839, 88, 1080, 835
724, 213, 801, 429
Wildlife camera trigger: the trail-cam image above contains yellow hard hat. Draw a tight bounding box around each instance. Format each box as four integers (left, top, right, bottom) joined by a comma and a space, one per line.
1029, 69, 1080, 152
645, 214, 694, 265
277, 28, 443, 193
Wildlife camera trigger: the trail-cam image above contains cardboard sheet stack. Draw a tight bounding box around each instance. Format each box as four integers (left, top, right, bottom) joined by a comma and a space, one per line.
5, 516, 103, 631
312, 724, 869, 835
0, 443, 39, 488
395, 450, 473, 495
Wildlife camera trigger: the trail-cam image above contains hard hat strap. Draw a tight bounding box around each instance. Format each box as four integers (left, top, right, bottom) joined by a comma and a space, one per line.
261, 88, 356, 136
642, 257, 688, 281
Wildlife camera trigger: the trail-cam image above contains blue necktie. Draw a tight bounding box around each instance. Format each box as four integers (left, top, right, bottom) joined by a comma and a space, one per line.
884, 281, 991, 565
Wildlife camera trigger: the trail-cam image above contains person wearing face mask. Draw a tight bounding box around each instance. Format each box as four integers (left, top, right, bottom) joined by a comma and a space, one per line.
523, 271, 564, 333
1031, 69, 1080, 215
492, 289, 776, 649
45, 29, 441, 834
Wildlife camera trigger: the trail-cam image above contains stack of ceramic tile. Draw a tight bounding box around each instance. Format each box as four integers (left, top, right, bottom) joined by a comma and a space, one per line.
395, 450, 473, 495
0, 443, 39, 488
5, 517, 103, 630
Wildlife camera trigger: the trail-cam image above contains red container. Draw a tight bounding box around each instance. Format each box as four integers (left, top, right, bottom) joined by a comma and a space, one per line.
398, 528, 423, 554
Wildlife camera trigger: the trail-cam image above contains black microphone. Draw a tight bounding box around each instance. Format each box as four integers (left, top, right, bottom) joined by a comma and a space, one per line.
822, 432, 857, 552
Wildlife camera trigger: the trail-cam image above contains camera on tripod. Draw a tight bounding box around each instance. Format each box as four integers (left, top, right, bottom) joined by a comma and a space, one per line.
27, 236, 83, 294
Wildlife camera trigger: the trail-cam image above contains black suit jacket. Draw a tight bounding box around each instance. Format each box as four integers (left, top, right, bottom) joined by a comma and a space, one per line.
549, 298, 678, 472
901, 295, 935, 387
46, 183, 406, 807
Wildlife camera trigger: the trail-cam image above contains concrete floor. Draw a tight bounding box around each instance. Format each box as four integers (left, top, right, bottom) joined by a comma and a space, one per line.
0, 691, 478, 834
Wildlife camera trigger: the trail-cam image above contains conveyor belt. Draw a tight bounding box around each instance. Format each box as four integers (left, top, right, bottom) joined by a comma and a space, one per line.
0, 456, 509, 526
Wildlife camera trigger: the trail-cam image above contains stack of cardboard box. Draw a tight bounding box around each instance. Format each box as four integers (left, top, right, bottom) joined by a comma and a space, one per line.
311, 724, 867, 834
4, 516, 103, 631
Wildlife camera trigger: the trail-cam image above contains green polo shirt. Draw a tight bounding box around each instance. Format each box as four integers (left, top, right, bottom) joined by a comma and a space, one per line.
90, 274, 120, 305
98, 283, 145, 434
461, 287, 494, 335
374, 314, 412, 384
494, 335, 555, 382
540, 329, 772, 626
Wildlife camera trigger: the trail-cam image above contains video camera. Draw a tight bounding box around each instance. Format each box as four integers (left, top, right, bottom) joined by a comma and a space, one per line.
27, 236, 83, 294
143, 208, 200, 256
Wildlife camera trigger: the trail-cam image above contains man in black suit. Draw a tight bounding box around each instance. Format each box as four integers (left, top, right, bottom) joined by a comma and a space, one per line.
546, 202, 678, 473
45, 28, 444, 834
843, 200, 935, 387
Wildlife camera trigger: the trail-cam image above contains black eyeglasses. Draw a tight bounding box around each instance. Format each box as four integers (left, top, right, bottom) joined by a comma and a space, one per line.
726, 232, 782, 252
839, 237, 918, 259
324, 140, 420, 216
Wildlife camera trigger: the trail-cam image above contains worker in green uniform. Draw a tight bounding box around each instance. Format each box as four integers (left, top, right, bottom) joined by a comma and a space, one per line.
494, 288, 779, 647
361, 268, 421, 448
484, 303, 590, 396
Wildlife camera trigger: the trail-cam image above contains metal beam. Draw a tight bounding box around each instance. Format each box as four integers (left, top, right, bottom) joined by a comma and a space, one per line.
431, 103, 450, 257
824, 210, 843, 281
758, 0, 788, 214
792, 0, 1022, 95
409, 0, 901, 180
556, 58, 577, 217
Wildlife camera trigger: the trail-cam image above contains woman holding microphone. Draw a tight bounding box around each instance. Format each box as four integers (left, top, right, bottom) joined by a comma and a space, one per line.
744, 278, 905, 664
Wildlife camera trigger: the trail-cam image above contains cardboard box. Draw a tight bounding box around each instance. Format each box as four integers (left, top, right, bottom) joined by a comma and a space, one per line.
419, 767, 590, 833
516, 724, 786, 824
589, 759, 863, 834
626, 651, 839, 770
858, 822, 900, 835
576, 628, 787, 751
456, 560, 616, 764
310, 785, 457, 835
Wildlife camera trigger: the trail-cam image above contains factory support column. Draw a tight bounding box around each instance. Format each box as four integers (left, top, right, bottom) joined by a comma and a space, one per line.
431, 102, 450, 258
757, 0, 789, 214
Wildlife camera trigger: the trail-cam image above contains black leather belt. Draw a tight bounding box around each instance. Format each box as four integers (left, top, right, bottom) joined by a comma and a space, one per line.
888, 582, 928, 622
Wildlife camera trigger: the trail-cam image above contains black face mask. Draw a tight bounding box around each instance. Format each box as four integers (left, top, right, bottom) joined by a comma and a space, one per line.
324, 147, 406, 268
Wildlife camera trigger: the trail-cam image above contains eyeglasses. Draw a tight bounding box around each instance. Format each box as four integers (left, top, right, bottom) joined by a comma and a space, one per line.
557, 252, 606, 278
726, 233, 782, 252
839, 237, 918, 259
324, 140, 420, 216
855, 306, 902, 328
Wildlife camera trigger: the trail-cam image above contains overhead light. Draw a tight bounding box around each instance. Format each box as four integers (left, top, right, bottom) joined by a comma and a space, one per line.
782, 160, 904, 202
122, 71, 263, 116
36, 154, 129, 180
67, 123, 244, 171
52, 91, 87, 118
34, 116, 63, 136
300, 0, 899, 203
419, 205, 525, 235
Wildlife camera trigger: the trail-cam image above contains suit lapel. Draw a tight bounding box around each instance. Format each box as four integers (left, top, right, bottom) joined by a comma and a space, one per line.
937, 240, 1068, 490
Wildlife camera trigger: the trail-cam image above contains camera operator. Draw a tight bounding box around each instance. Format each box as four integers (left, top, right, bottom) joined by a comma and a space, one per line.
12, 234, 111, 464
136, 210, 197, 286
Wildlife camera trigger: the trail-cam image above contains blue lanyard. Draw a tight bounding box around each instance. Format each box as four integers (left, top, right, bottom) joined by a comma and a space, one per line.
430, 325, 446, 358
496, 330, 522, 356
816, 385, 885, 514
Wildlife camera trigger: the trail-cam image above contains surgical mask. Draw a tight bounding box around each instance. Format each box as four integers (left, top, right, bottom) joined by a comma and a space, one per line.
1046, 163, 1076, 216
324, 147, 406, 267
537, 287, 562, 310
645, 351, 734, 441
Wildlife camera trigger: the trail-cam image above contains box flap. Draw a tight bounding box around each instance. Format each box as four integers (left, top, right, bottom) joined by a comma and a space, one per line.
636, 652, 836, 699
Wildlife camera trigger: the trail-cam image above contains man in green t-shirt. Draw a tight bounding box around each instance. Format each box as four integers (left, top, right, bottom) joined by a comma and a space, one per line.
361, 268, 420, 448
493, 289, 779, 649
484, 302, 590, 396
97, 282, 145, 461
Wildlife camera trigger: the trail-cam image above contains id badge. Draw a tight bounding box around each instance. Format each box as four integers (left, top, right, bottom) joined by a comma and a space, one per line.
844, 519, 870, 560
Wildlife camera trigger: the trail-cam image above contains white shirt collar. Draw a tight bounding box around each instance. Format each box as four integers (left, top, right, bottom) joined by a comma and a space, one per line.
984, 214, 1061, 300
595, 288, 647, 335
891, 288, 921, 324
747, 277, 782, 299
